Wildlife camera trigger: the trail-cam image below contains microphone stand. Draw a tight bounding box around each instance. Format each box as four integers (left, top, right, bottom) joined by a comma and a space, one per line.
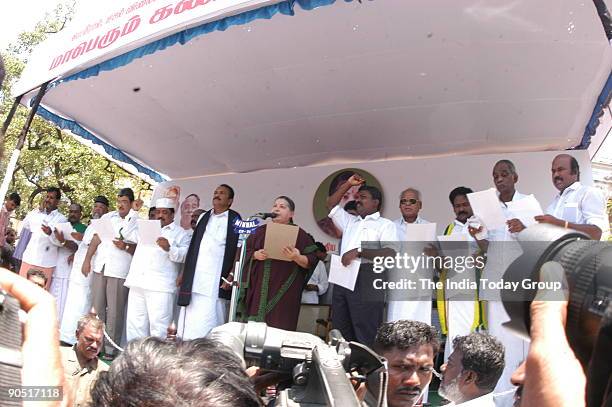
228, 213, 266, 322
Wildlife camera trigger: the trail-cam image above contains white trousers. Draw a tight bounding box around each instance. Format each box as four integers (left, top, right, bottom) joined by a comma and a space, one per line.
444, 299, 478, 362
59, 282, 92, 344
386, 300, 432, 324
487, 301, 528, 394
178, 292, 227, 340
126, 287, 175, 342
50, 277, 70, 323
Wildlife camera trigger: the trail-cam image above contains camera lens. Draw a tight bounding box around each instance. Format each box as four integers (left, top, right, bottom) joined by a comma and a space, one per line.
502, 223, 612, 366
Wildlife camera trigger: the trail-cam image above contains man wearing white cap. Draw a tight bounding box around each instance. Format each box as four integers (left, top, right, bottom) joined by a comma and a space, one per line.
124, 198, 191, 341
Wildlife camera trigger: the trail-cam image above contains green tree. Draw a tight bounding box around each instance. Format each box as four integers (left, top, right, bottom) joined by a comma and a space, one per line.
1, 2, 153, 221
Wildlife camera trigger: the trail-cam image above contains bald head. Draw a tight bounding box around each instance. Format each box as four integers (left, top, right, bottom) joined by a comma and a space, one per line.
551, 154, 579, 192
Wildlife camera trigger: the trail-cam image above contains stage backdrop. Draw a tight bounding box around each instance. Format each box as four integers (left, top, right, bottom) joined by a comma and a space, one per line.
152, 150, 599, 253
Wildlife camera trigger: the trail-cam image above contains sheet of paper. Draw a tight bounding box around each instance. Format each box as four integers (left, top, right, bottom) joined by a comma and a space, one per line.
506, 194, 543, 227
405, 223, 437, 241
328, 254, 360, 291
54, 222, 76, 241
263, 222, 300, 261
467, 188, 507, 230
92, 217, 115, 242
137, 219, 162, 246
437, 234, 470, 257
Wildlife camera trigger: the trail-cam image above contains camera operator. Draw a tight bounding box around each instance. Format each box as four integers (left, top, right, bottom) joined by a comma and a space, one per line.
373, 320, 440, 407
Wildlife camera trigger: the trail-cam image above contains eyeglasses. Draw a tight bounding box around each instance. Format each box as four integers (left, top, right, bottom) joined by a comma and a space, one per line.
400, 198, 419, 205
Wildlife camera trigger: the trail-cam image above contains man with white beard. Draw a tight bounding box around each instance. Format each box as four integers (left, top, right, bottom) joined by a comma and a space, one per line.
60, 196, 109, 345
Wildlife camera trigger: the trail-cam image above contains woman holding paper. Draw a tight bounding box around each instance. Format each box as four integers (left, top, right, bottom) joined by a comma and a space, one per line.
236, 196, 318, 331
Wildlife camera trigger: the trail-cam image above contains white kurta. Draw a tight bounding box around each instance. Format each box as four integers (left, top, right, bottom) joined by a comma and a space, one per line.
21, 209, 67, 267
49, 222, 79, 322
443, 220, 481, 362
179, 210, 229, 339
301, 260, 329, 304
387, 216, 433, 324
481, 191, 532, 395
546, 181, 608, 238
125, 222, 190, 341
93, 210, 139, 278
59, 226, 97, 344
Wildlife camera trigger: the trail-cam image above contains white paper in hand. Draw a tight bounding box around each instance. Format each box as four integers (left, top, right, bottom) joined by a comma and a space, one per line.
137, 219, 162, 246
92, 217, 115, 242
467, 189, 506, 230
55, 222, 76, 241
328, 254, 360, 291
405, 223, 437, 241
506, 195, 543, 227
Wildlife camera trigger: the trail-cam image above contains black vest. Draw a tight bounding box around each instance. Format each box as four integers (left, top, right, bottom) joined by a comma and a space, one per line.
177, 208, 240, 305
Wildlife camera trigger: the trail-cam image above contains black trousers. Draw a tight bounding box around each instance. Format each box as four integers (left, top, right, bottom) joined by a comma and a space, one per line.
331, 264, 384, 346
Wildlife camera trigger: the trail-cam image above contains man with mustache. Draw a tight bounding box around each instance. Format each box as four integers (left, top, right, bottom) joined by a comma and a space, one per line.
178, 184, 241, 338
327, 174, 397, 346
60, 313, 109, 407
60, 195, 110, 345
437, 187, 487, 361
438, 332, 504, 406
373, 320, 440, 407
125, 198, 191, 341
535, 154, 607, 240
19, 187, 67, 289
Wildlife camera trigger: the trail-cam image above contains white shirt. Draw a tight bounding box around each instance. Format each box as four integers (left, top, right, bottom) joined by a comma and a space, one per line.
192, 210, 228, 297
448, 393, 496, 407
328, 205, 397, 257
21, 208, 67, 267
481, 191, 530, 300
301, 260, 329, 304
49, 222, 79, 279
125, 222, 191, 293
394, 216, 430, 241
94, 210, 139, 279
546, 181, 608, 236
69, 226, 97, 286
444, 219, 480, 299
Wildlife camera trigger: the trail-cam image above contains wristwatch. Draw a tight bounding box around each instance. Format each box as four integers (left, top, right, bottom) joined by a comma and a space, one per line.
357, 247, 362, 257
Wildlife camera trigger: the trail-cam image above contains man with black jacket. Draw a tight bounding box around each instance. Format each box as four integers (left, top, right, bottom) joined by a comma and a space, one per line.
177, 184, 240, 339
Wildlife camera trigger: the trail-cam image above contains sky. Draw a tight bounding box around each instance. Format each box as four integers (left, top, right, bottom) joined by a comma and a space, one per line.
0, 0, 67, 49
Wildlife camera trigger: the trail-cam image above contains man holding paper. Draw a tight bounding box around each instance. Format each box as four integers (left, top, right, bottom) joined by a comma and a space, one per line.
387, 188, 434, 324
327, 174, 397, 346
19, 187, 67, 289
438, 187, 486, 361
535, 154, 607, 240
83, 188, 139, 359
60, 195, 109, 345
125, 198, 190, 341
49, 203, 85, 321
473, 160, 535, 395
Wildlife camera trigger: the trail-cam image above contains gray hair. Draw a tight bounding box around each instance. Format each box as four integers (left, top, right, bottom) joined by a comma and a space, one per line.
76, 314, 104, 334
399, 188, 422, 201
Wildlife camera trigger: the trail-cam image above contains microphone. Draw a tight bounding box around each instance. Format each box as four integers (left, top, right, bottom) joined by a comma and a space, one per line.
255, 212, 278, 219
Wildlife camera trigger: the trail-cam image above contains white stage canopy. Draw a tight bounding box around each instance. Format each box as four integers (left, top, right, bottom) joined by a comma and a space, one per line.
13, 0, 612, 182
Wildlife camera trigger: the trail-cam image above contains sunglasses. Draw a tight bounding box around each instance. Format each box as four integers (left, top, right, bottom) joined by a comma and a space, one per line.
400, 198, 419, 205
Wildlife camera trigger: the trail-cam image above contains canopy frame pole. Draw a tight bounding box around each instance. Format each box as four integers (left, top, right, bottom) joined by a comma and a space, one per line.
0, 83, 49, 204
0, 96, 22, 141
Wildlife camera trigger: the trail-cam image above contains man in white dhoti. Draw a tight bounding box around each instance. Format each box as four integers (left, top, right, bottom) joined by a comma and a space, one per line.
177, 184, 241, 339
59, 196, 109, 345
387, 188, 433, 324
125, 198, 190, 340
50, 203, 86, 321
